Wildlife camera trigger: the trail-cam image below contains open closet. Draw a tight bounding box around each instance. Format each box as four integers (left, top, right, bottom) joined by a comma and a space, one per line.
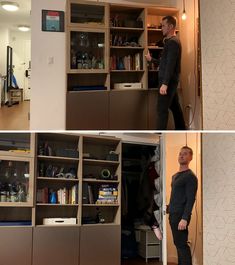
121, 140, 163, 265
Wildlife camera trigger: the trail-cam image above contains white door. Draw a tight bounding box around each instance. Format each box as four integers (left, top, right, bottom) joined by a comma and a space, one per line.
23, 40, 31, 100
160, 134, 167, 265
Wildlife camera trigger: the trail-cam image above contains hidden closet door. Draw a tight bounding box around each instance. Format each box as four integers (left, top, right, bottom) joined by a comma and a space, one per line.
121, 141, 163, 264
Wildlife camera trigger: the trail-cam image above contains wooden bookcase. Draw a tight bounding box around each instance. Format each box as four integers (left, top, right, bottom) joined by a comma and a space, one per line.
0, 132, 122, 265
0, 133, 122, 227
65, 0, 179, 129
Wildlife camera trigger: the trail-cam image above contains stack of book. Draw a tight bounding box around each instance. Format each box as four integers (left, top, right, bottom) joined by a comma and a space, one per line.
96, 185, 118, 204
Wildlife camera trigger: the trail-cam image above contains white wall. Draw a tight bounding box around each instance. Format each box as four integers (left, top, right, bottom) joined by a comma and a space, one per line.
0, 27, 9, 76
200, 0, 235, 129
31, 0, 66, 130
203, 133, 235, 265
165, 133, 202, 265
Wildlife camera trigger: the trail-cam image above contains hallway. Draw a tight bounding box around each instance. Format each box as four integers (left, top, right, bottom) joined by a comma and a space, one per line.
0, 101, 29, 130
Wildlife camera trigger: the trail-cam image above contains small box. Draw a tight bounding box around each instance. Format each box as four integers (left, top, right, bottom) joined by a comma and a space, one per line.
113, 82, 142, 90
43, 218, 77, 225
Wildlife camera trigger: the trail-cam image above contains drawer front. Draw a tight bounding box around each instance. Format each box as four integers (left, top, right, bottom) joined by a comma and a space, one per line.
138, 243, 160, 258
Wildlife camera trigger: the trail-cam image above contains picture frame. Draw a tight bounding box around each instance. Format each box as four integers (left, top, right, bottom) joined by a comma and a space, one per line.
42, 10, 65, 32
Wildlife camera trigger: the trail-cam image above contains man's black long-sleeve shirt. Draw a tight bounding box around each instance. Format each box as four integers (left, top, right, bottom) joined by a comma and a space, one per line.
152, 36, 181, 86
169, 169, 198, 222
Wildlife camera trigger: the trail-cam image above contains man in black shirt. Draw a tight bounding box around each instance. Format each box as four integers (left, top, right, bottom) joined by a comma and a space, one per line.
145, 16, 186, 130
168, 146, 198, 265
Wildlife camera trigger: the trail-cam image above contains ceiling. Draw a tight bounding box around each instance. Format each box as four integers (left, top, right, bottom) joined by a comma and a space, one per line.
0, 0, 31, 31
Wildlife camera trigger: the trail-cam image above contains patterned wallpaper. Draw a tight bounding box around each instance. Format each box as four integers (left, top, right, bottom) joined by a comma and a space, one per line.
200, 0, 235, 129
203, 133, 235, 265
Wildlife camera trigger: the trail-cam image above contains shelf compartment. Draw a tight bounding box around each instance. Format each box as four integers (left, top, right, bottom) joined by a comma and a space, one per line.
110, 5, 145, 30
110, 71, 144, 90
83, 136, 120, 161
37, 133, 79, 159
36, 205, 78, 226
69, 2, 107, 27
0, 133, 31, 155
67, 73, 109, 92
0, 158, 33, 205
82, 204, 119, 225
0, 207, 32, 224
69, 30, 106, 71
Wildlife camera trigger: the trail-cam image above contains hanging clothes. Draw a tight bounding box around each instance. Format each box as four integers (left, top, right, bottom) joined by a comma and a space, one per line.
136, 161, 161, 228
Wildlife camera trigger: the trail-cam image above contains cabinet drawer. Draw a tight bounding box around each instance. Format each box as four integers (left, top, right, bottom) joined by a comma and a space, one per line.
138, 244, 160, 258
140, 230, 160, 244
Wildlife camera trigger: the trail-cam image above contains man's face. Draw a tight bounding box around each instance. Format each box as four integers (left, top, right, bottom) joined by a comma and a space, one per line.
162, 19, 172, 37
178, 148, 192, 166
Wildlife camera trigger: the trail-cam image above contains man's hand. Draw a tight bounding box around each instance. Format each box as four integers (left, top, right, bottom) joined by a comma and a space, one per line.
159, 84, 168, 95
178, 219, 188, 230
145, 50, 152, 62
152, 226, 163, 241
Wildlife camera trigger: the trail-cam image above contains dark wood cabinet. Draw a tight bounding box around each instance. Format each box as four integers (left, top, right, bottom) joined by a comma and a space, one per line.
109, 90, 148, 130
32, 227, 80, 265
80, 225, 120, 265
66, 90, 155, 130
0, 227, 33, 265
148, 90, 158, 129
66, 91, 109, 130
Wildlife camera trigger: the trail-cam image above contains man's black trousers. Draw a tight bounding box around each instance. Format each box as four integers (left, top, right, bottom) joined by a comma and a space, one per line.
169, 213, 192, 265
156, 82, 186, 130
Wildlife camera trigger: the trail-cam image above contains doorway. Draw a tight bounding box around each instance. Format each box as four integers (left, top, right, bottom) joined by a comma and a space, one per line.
121, 141, 163, 265
164, 133, 202, 265
0, 0, 31, 130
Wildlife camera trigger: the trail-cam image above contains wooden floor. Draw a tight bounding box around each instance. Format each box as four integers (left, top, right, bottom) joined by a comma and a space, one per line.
0, 101, 30, 130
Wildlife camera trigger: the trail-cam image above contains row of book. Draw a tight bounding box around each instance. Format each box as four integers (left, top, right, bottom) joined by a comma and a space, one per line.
37, 185, 78, 204
110, 53, 141, 71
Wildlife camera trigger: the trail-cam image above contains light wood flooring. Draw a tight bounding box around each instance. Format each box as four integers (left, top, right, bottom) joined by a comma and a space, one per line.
0, 101, 30, 130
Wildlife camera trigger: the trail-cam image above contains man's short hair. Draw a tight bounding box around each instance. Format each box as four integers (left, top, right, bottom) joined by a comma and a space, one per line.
181, 146, 193, 156
162, 16, 177, 28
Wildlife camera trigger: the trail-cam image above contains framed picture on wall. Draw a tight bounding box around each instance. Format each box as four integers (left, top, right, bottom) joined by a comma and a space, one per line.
42, 10, 65, 32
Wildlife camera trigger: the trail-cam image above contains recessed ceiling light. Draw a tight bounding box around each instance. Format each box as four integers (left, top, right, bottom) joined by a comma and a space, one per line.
0, 1, 19, 12
18, 25, 30, 32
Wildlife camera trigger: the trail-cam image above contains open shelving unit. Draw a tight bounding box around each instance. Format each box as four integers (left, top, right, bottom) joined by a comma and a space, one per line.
0, 132, 122, 265
65, 0, 179, 129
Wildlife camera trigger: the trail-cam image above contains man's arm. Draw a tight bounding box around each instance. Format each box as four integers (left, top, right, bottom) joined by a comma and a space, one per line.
162, 40, 180, 86
182, 175, 198, 222
145, 50, 160, 65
